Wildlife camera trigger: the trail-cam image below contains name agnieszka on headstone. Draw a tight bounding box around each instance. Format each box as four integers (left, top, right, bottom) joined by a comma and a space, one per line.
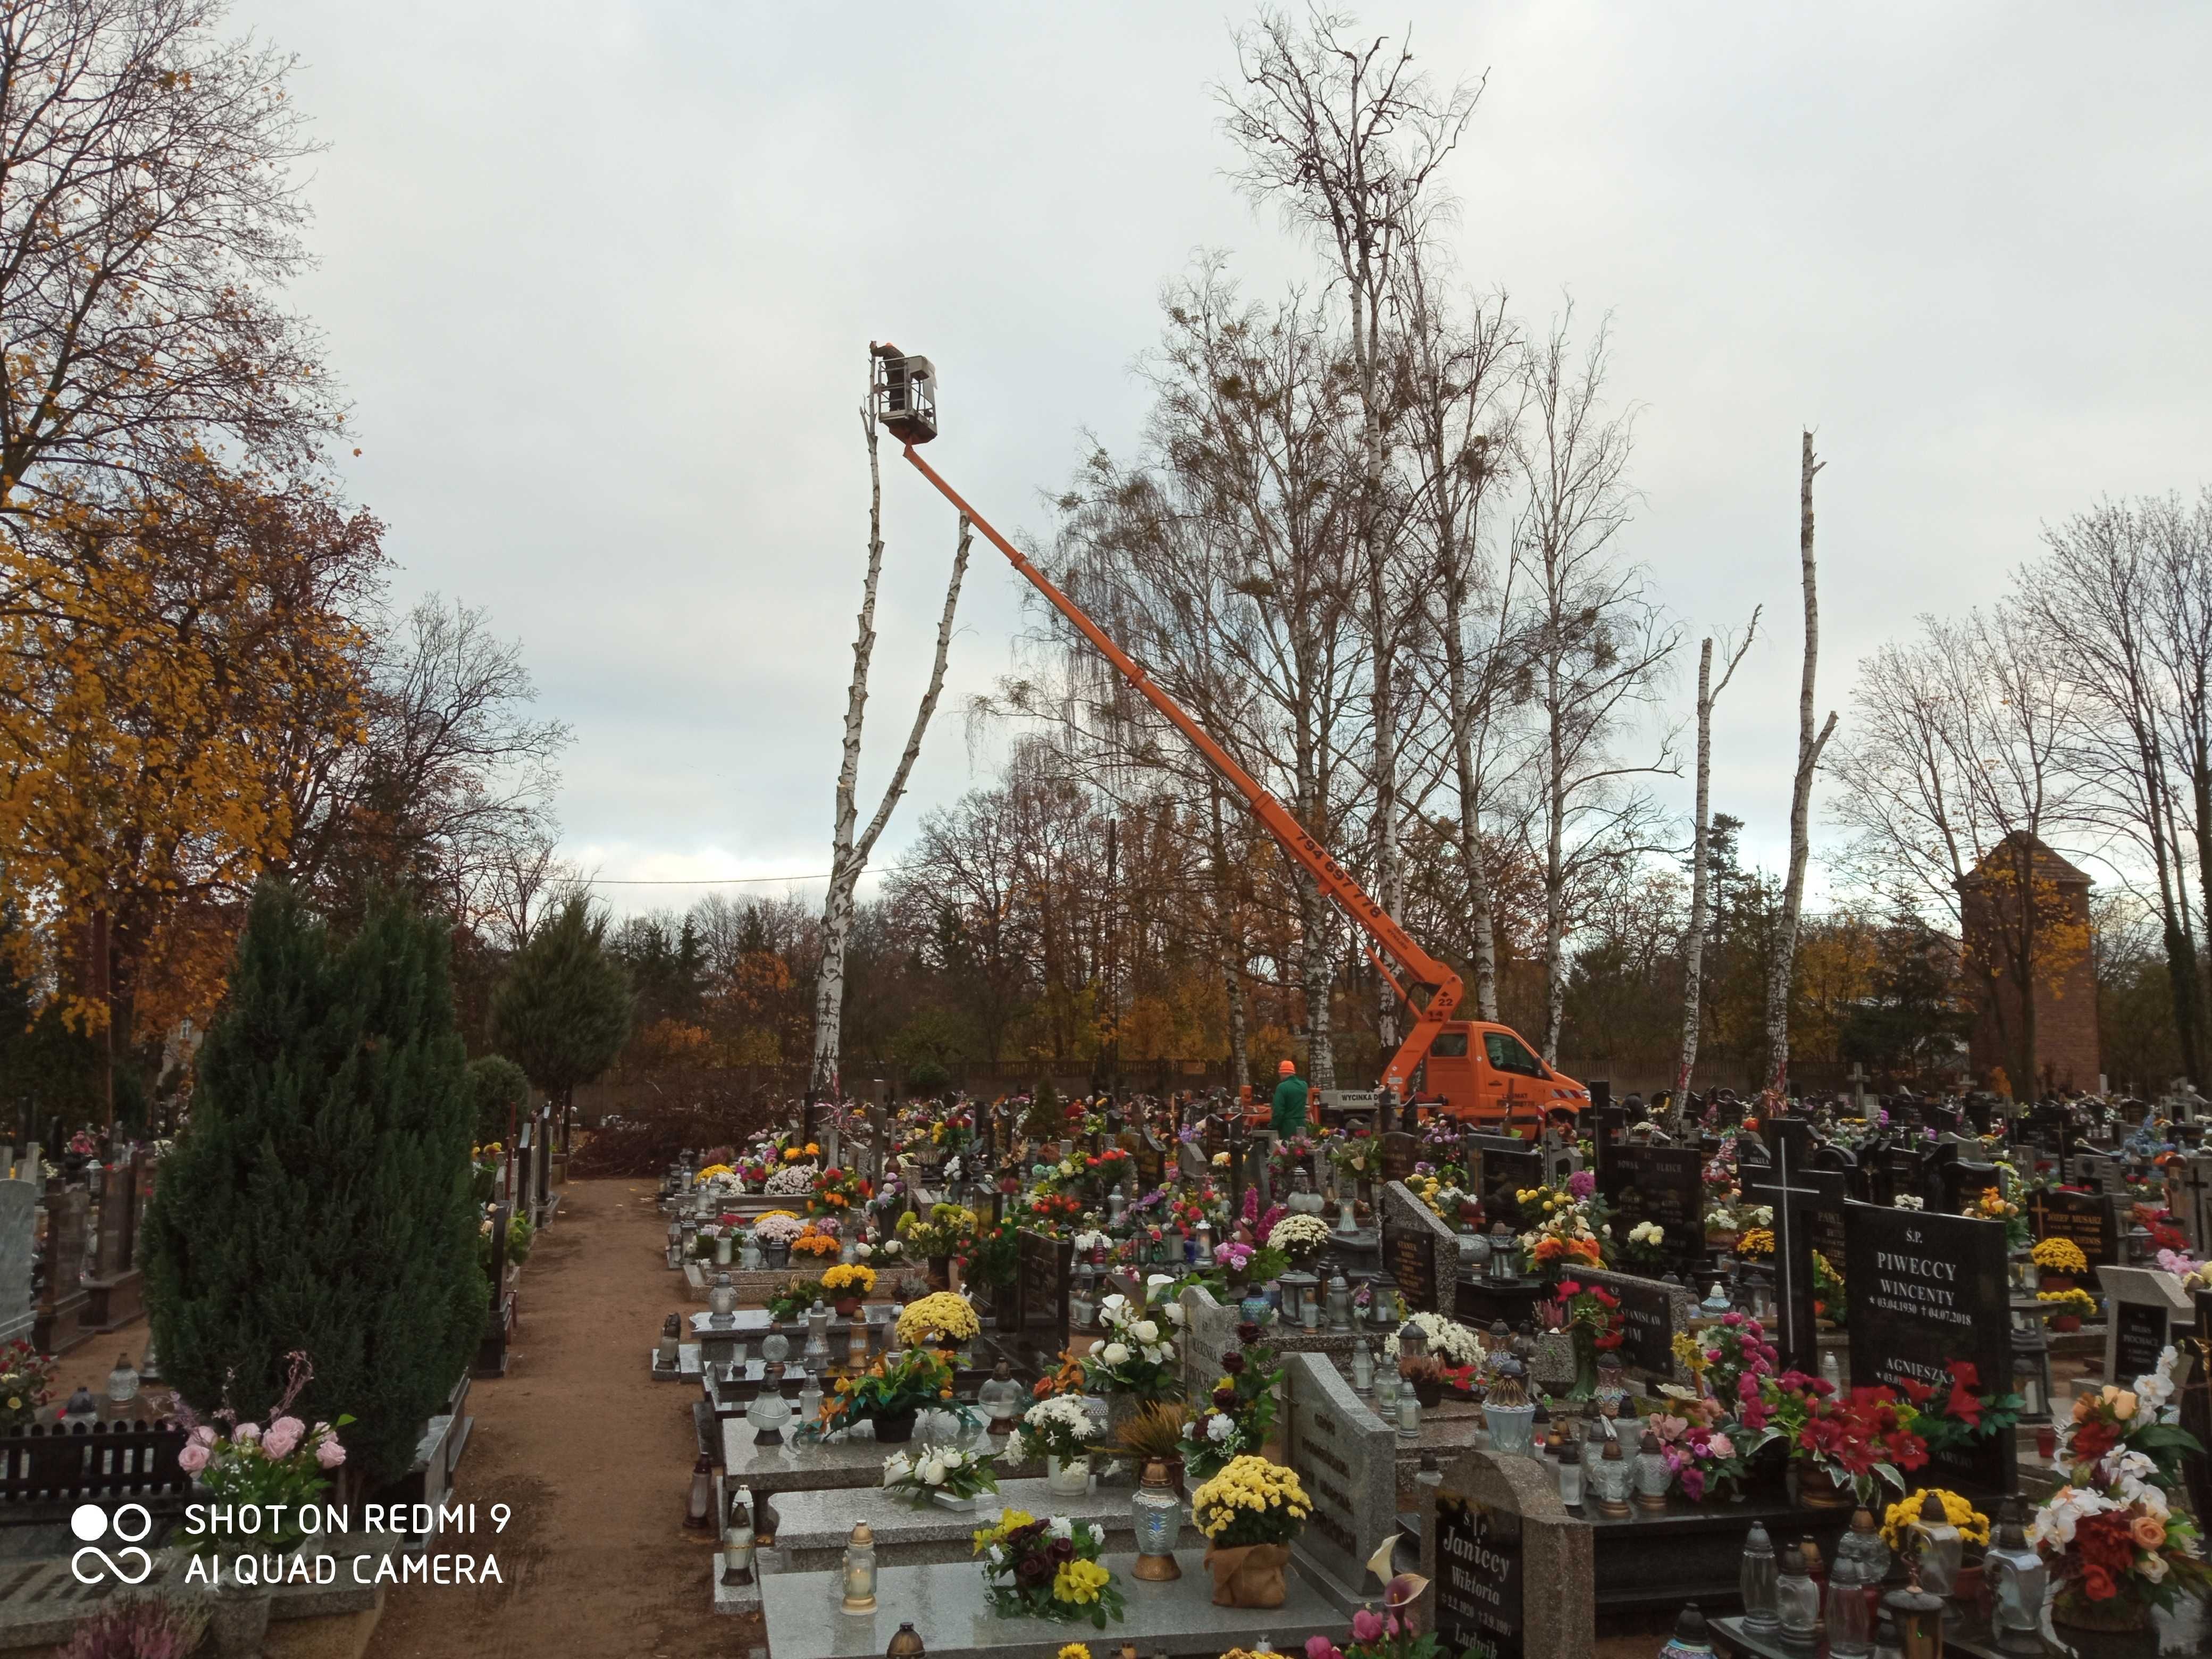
1436, 1494, 1523, 1659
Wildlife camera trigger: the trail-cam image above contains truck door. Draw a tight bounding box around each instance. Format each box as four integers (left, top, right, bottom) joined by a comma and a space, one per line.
1480, 1028, 1552, 1132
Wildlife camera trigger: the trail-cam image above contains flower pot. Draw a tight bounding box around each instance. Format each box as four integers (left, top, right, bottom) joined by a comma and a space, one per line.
1569, 1325, 1600, 1402
873, 1410, 918, 1444
1046, 1455, 1091, 1496
1794, 1464, 1852, 1509
211, 1578, 274, 1659
2040, 1272, 2077, 1294
931, 1491, 979, 1512
1203, 1541, 1292, 1608
834, 1296, 862, 1318
2053, 1588, 2155, 1634
763, 1243, 790, 1270
1411, 1377, 1444, 1409
2050, 1313, 2083, 1332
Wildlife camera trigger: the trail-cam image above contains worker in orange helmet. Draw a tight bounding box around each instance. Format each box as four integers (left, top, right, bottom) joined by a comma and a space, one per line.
1269, 1057, 1308, 1143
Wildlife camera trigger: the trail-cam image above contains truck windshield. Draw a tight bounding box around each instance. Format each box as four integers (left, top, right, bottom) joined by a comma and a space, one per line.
1482, 1032, 1548, 1079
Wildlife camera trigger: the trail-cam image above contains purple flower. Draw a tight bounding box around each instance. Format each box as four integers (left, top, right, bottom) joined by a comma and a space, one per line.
1351, 1608, 1386, 1644
1566, 1170, 1596, 1200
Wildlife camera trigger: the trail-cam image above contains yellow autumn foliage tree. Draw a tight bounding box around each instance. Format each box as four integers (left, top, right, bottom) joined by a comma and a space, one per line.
0, 460, 381, 1051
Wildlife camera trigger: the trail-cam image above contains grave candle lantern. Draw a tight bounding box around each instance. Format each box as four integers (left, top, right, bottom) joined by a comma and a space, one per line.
1130, 1460, 1182, 1580
1983, 1498, 2048, 1656
1350, 1337, 1375, 1394
684, 1454, 715, 1532
1906, 1493, 1962, 1602
1774, 1541, 1820, 1647
1824, 1546, 1873, 1659
1591, 1436, 1631, 1518
1631, 1429, 1671, 1511
1738, 1520, 1779, 1635
841, 1522, 878, 1613
1656, 1604, 1714, 1659
1880, 1565, 1944, 1659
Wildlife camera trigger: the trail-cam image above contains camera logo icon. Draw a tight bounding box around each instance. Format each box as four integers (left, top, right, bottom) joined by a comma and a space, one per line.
69, 1503, 154, 1586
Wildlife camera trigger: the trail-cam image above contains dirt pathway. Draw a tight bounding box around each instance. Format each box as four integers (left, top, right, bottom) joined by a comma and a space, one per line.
365, 1177, 748, 1659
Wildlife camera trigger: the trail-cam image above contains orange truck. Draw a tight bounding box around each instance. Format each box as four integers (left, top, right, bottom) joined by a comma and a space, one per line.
873, 343, 1585, 1134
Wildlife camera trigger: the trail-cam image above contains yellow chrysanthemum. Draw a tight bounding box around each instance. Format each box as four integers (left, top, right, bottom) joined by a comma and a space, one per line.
2031, 1237, 2089, 1273
898, 1292, 981, 1345
1059, 1645, 1091, 1659
1880, 1489, 1990, 1552
1736, 1228, 1775, 1258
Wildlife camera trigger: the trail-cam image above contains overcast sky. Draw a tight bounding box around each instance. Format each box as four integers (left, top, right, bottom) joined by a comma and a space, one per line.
242, 1, 2212, 919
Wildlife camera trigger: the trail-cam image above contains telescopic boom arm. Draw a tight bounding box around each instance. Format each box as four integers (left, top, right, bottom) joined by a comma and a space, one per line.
900, 444, 1462, 1102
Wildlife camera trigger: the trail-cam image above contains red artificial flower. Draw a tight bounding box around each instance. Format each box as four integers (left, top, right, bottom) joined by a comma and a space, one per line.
1946, 1361, 1980, 1391
2080, 1564, 2117, 1602
1944, 1376, 1984, 1428
2072, 1418, 2122, 1462
1897, 1377, 1933, 1405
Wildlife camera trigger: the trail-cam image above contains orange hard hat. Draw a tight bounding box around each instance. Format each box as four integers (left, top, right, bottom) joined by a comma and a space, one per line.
1279, 1059, 1296, 1076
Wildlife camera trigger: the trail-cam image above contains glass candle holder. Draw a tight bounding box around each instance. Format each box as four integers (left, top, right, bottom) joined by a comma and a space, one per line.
1775, 1547, 1820, 1647
1739, 1521, 1779, 1634
841, 1522, 878, 1613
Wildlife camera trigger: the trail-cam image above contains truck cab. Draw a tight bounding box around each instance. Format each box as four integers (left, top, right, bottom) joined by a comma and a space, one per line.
1418, 1021, 1588, 1135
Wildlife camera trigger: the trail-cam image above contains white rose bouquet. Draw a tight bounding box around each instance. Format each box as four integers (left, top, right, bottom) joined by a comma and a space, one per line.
883, 1444, 1000, 1504
1082, 1276, 1183, 1401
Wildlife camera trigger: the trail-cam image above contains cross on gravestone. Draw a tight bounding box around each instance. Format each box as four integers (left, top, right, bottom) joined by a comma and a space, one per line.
2172, 1155, 2212, 1253
1740, 1119, 1847, 1374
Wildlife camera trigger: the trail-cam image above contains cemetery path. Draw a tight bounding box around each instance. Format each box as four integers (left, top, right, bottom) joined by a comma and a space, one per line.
366, 1177, 754, 1659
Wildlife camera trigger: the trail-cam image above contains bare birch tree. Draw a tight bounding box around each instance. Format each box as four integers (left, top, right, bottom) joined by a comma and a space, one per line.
810, 395, 971, 1097
1675, 615, 1757, 1104
1220, 9, 1480, 1058
1764, 433, 1839, 1091
1511, 308, 1680, 1063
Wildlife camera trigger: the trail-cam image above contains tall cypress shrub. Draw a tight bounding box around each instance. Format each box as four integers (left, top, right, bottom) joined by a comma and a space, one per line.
492, 896, 631, 1120
141, 884, 484, 1485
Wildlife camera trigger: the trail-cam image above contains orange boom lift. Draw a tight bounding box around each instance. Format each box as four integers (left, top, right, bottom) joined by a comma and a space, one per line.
872, 343, 1585, 1133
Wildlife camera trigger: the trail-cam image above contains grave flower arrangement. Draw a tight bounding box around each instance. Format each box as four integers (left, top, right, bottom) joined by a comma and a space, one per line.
1618, 1219, 1669, 1271
2032, 1352, 2211, 1632
820, 1261, 877, 1309
1027, 1192, 1086, 1233
763, 1162, 817, 1197
1965, 1186, 2032, 1249
1810, 1250, 1846, 1324
1330, 1128, 1379, 1184
1384, 1311, 1486, 1368
2032, 1235, 2090, 1278
1687, 1310, 1777, 1413
1267, 1213, 1331, 1266
973, 1509, 1125, 1627
177, 1353, 349, 1558
1016, 1394, 1102, 1471
1181, 1345, 1280, 1482
896, 1202, 978, 1258
961, 1218, 1023, 1290
1880, 1487, 1989, 1552
807, 1164, 873, 1220
790, 1226, 841, 1261
1192, 1455, 1311, 1608
1537, 1281, 1623, 1350
0, 1340, 56, 1431
1514, 1185, 1603, 1268
767, 1277, 830, 1322
1734, 1226, 1775, 1258
853, 1236, 906, 1263
810, 1345, 957, 1442
750, 1210, 807, 1247
2039, 1286, 2097, 1328
897, 1291, 982, 1348
883, 1444, 999, 1504
1752, 1370, 1929, 1499
1648, 1410, 1747, 1503
1083, 1278, 1184, 1400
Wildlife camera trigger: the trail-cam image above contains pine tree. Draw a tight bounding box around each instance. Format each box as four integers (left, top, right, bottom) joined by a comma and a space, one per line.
492, 897, 631, 1122
140, 885, 484, 1485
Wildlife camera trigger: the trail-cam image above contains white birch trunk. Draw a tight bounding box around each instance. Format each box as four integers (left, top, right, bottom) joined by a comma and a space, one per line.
1677, 617, 1757, 1110
1543, 661, 1568, 1065
1299, 874, 1338, 1090
811, 404, 972, 1096
1764, 432, 1837, 1094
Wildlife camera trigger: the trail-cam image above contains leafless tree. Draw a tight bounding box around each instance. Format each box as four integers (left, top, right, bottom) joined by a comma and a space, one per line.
1677, 614, 1758, 1103
1828, 608, 2086, 1093
1395, 257, 1523, 1021
1764, 434, 1839, 1090
1510, 307, 1679, 1062
810, 387, 970, 1096
0, 0, 341, 513
2018, 496, 2209, 1083
1219, 8, 1480, 1057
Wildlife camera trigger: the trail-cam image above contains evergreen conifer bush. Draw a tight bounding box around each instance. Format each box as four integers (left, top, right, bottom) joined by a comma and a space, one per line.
140, 884, 484, 1486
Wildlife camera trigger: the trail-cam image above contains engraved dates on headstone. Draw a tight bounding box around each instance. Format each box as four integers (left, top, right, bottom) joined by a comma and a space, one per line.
1436, 1493, 1524, 1659
1596, 1142, 1704, 1278
2029, 1189, 2122, 1267
1385, 1223, 1437, 1315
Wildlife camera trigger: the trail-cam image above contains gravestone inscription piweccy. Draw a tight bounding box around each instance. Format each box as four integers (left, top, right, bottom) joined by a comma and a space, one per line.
1844, 1200, 2013, 1493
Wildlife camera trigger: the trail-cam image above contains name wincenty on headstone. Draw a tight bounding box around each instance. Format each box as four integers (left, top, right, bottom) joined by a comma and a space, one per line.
2029, 1189, 2122, 1267
1843, 1199, 2014, 1494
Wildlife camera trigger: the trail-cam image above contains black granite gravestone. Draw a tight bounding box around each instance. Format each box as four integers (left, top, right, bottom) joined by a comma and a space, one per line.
1843, 1200, 2013, 1494
1017, 1229, 1071, 1363
1385, 1220, 1440, 1314
1435, 1489, 1526, 1659
1596, 1141, 1705, 1280
2113, 1299, 2172, 1388
1471, 1134, 1544, 1219
1379, 1130, 1419, 1186
1742, 1120, 1846, 1375
2182, 1291, 2212, 1534
2029, 1189, 2122, 1267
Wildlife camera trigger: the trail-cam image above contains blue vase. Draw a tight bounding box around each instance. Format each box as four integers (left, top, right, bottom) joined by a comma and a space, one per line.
1240, 1290, 1273, 1327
